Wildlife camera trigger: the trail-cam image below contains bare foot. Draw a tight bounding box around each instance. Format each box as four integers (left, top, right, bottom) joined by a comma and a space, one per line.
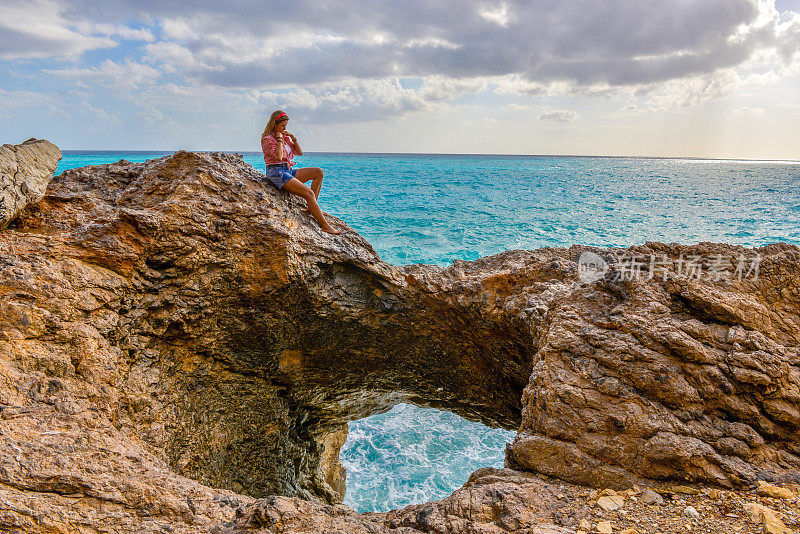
321, 224, 342, 235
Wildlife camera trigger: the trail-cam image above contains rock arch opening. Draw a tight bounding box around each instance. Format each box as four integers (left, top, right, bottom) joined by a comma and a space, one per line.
339, 403, 517, 513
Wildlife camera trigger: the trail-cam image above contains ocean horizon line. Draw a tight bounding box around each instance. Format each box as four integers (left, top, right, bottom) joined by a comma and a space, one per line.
59, 149, 800, 164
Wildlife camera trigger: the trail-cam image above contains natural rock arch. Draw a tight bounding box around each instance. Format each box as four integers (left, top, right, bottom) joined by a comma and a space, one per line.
1, 151, 798, 530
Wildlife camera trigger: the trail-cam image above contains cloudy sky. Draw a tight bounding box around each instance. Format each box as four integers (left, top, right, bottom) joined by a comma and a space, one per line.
2, 0, 800, 158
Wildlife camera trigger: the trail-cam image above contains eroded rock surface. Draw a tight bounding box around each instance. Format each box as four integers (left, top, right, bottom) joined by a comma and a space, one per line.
229, 468, 579, 534
506, 242, 800, 490
0, 138, 61, 230
0, 151, 797, 532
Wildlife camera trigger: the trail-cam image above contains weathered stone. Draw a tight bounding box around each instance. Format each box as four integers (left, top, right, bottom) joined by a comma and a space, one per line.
0, 138, 61, 229
744, 502, 793, 534
0, 151, 798, 532
230, 468, 578, 533
672, 485, 702, 495
640, 488, 665, 505
757, 480, 796, 500
596, 520, 614, 533
597, 495, 624, 511
507, 240, 800, 490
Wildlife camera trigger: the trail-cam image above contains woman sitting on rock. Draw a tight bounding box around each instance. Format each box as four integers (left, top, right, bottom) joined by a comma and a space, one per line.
261, 110, 341, 234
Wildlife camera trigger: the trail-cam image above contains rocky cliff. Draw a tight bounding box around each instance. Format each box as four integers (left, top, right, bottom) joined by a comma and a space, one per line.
0, 150, 797, 533
0, 138, 61, 230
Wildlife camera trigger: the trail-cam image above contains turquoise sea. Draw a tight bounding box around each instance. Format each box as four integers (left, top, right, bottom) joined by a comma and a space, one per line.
56, 151, 800, 513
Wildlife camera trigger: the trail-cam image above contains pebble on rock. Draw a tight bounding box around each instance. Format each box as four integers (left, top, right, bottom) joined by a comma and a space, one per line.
683, 506, 700, 518
640, 488, 665, 506
597, 495, 624, 511
757, 481, 796, 500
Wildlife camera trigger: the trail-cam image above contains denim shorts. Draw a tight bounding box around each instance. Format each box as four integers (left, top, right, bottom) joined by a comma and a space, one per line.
264, 164, 297, 189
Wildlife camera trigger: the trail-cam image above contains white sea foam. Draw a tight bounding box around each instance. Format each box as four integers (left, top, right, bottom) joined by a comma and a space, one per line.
340, 403, 515, 513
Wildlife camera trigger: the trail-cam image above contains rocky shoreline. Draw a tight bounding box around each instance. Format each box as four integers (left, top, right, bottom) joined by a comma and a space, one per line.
0, 145, 797, 533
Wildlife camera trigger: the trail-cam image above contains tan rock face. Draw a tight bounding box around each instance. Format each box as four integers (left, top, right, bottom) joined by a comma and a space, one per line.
507, 242, 800, 489
0, 152, 539, 523
744, 502, 793, 534
0, 138, 61, 229
757, 480, 797, 499
597, 495, 624, 511
230, 468, 580, 533
0, 151, 798, 532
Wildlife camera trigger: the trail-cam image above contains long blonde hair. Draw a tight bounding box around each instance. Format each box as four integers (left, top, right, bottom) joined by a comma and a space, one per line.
262, 110, 288, 137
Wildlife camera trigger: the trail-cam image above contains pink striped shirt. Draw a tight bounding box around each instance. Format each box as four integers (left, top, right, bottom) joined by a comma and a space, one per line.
261, 134, 296, 167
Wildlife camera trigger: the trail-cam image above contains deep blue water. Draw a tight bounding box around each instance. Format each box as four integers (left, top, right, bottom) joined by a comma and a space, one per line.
56, 151, 800, 512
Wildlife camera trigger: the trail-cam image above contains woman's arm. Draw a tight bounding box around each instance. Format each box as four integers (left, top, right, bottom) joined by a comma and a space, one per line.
286, 133, 302, 155
274, 134, 285, 160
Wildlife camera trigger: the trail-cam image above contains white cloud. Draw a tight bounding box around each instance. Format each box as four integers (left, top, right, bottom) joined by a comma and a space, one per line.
72, 21, 155, 42
403, 37, 460, 50
628, 70, 741, 112
250, 78, 428, 123
160, 18, 198, 40
0, 88, 60, 118
735, 105, 766, 114
419, 76, 488, 102
479, 2, 511, 27
78, 102, 120, 126
46, 59, 161, 88
143, 42, 200, 72
0, 0, 114, 59
494, 75, 569, 96
539, 110, 580, 122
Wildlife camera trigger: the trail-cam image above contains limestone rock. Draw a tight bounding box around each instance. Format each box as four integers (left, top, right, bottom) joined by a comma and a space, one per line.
684, 505, 700, 518
0, 151, 798, 532
507, 240, 800, 489
640, 488, 665, 505
0, 138, 61, 229
597, 495, 624, 511
757, 480, 796, 500
744, 502, 793, 534
226, 468, 578, 533
672, 485, 702, 495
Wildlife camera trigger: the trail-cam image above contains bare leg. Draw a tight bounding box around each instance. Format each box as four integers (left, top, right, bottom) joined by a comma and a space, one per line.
294, 167, 323, 200
281, 178, 341, 234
